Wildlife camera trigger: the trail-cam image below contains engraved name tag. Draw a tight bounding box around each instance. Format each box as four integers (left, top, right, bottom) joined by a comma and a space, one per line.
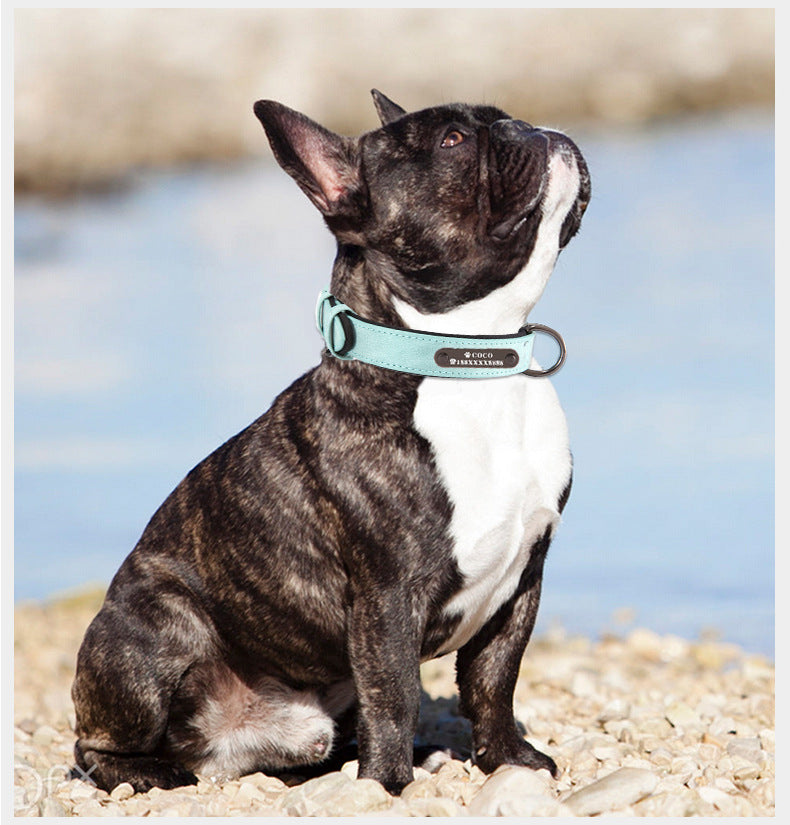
434, 348, 520, 369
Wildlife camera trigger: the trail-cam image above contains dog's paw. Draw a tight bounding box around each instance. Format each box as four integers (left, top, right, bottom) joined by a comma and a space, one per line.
473, 737, 558, 778
71, 751, 198, 794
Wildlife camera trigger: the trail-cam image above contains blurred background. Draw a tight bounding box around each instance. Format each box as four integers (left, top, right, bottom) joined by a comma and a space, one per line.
14, 9, 774, 656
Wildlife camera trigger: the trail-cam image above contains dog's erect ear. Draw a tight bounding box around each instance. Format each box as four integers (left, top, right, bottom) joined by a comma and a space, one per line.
371, 89, 407, 126
254, 100, 363, 217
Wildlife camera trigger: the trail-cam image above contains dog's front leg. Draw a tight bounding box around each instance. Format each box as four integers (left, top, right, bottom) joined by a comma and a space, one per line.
455, 529, 558, 778
347, 586, 421, 794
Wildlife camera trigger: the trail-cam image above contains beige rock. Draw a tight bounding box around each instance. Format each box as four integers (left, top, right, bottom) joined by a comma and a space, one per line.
236, 780, 268, 806
283, 773, 392, 816
72, 798, 107, 816
32, 725, 59, 747
632, 788, 697, 817
340, 759, 359, 779
415, 797, 463, 816
665, 701, 701, 729
598, 698, 631, 722
67, 781, 98, 802
401, 778, 439, 801
38, 797, 69, 816
110, 781, 135, 801
726, 736, 764, 763
467, 764, 554, 816
697, 785, 739, 815
564, 767, 659, 815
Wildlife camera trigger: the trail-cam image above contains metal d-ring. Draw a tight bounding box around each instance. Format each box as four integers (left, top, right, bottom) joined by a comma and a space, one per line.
321, 296, 355, 357
521, 323, 567, 377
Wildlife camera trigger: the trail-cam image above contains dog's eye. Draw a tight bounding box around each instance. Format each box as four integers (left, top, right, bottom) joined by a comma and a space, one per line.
441, 130, 465, 148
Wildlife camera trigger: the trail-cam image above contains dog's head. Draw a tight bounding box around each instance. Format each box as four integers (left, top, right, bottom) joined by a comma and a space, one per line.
254, 91, 589, 328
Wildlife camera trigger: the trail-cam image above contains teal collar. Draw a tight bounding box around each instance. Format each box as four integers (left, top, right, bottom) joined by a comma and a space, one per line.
315, 289, 566, 379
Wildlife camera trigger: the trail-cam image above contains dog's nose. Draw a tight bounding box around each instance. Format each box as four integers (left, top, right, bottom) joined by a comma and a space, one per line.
491, 118, 537, 139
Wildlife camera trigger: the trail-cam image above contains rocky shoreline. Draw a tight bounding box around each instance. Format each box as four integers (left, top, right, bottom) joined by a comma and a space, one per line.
13, 588, 774, 817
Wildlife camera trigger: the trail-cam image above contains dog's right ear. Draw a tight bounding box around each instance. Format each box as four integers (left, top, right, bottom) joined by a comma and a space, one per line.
253, 100, 364, 219
371, 89, 407, 125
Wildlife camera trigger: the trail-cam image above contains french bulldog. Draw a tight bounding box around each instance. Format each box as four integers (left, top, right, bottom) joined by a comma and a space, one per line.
71, 89, 590, 795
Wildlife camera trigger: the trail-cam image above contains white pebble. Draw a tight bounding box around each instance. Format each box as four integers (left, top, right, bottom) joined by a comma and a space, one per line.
110, 781, 135, 801
665, 701, 701, 729
467, 765, 554, 816
31, 725, 59, 747
564, 767, 659, 816
599, 698, 631, 722
726, 736, 763, 763
340, 759, 359, 779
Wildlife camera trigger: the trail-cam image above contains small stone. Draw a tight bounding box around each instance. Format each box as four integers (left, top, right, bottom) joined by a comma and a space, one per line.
731, 755, 761, 780
420, 797, 463, 816
665, 702, 701, 729
726, 736, 763, 763
702, 731, 726, 747
282, 772, 353, 816
697, 742, 721, 763
499, 795, 572, 816
411, 766, 432, 783
204, 796, 229, 816
668, 756, 698, 784
68, 782, 98, 802
401, 778, 439, 801
110, 781, 135, 801
564, 767, 659, 816
236, 780, 267, 805
693, 642, 730, 669
627, 628, 663, 660
467, 765, 554, 816
697, 785, 738, 814
604, 719, 636, 743
708, 716, 739, 737
39, 797, 68, 816
741, 657, 774, 682
759, 728, 775, 752
648, 746, 673, 767
592, 744, 622, 762
599, 698, 631, 723
641, 717, 674, 737
238, 772, 271, 788
714, 776, 739, 793
322, 778, 392, 816
633, 789, 696, 817
73, 798, 106, 816
570, 670, 597, 697
340, 759, 358, 779
31, 725, 59, 747
96, 800, 124, 816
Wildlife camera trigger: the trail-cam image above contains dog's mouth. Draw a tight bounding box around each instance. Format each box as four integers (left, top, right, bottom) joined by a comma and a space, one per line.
487, 122, 590, 245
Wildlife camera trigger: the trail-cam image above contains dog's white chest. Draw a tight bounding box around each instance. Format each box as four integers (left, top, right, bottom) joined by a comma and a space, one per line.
413, 374, 571, 654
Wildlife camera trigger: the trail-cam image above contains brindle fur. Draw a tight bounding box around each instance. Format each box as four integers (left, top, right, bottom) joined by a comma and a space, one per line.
71, 90, 589, 794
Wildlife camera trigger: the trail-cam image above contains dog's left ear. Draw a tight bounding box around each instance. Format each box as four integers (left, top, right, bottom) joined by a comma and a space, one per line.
253, 100, 364, 219
371, 89, 407, 125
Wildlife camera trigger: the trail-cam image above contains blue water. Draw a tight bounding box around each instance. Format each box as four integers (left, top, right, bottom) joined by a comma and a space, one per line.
14, 111, 774, 657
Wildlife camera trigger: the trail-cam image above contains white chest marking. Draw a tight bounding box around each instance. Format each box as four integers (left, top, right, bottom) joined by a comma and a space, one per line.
414, 374, 570, 653
394, 147, 581, 653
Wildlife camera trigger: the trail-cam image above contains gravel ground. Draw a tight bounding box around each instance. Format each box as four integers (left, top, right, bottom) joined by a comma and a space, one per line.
13, 588, 774, 817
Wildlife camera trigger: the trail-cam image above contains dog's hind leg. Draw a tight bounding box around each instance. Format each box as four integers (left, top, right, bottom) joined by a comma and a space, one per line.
162, 662, 344, 780
71, 579, 217, 793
